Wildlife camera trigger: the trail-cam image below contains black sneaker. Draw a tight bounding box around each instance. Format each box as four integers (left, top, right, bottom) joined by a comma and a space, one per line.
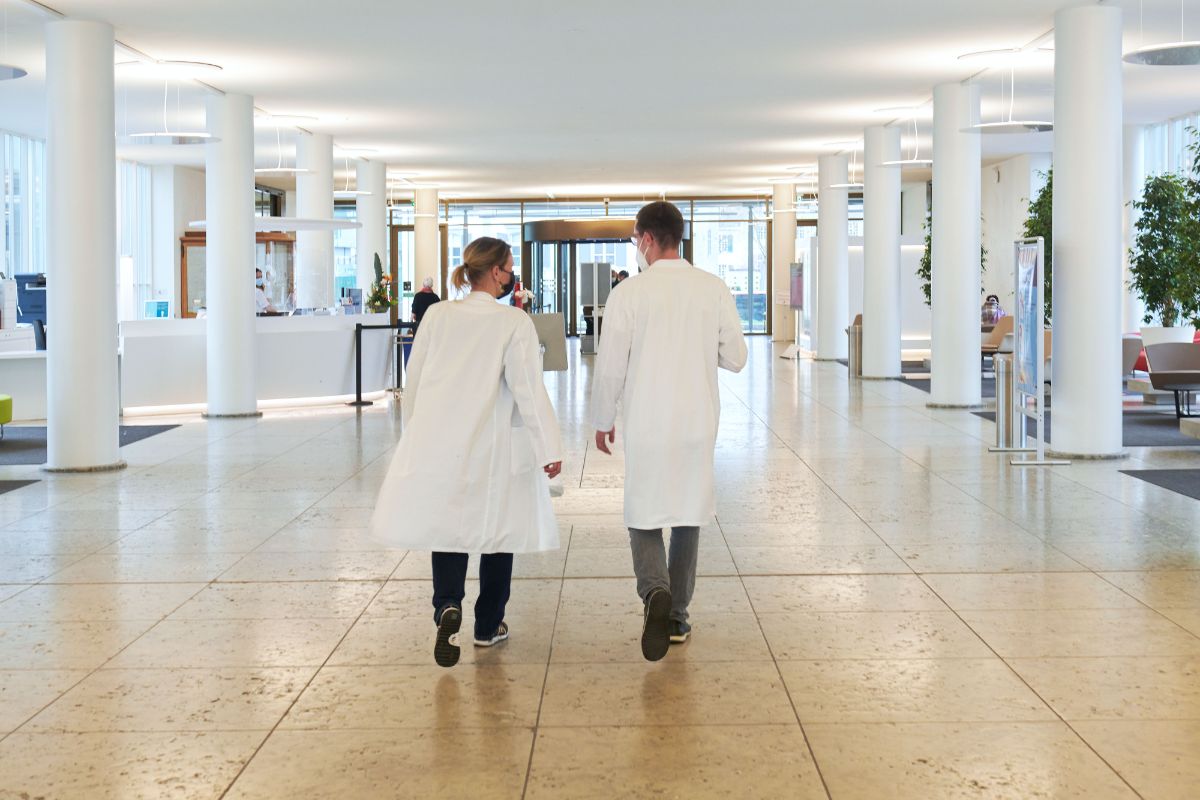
669, 620, 691, 644
434, 605, 462, 668
474, 621, 510, 648
641, 587, 672, 662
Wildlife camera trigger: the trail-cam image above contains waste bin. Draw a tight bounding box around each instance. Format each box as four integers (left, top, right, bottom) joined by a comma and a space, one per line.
846, 323, 863, 379
993, 353, 1021, 448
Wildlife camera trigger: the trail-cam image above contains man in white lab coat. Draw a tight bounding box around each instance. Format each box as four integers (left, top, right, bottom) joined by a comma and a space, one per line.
591, 201, 748, 662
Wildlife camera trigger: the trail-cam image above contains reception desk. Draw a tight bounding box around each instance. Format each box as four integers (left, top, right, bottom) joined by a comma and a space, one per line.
0, 313, 394, 421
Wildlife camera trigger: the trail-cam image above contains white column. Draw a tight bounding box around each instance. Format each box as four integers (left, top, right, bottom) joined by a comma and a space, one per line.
1122, 124, 1147, 332
772, 182, 796, 343
929, 82, 982, 406
44, 20, 121, 471
816, 154, 849, 360
356, 159, 387, 295
414, 187, 439, 294
204, 92, 257, 417
1052, 4, 1124, 457
863, 125, 902, 377
295, 132, 333, 308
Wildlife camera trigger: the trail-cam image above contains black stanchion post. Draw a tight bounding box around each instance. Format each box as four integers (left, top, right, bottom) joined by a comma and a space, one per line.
347, 323, 374, 407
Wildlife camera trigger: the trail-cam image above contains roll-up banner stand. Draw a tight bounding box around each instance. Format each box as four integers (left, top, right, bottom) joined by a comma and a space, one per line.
1009, 237, 1069, 467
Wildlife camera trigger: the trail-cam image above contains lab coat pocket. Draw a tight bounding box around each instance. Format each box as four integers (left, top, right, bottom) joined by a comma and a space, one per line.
510, 428, 539, 475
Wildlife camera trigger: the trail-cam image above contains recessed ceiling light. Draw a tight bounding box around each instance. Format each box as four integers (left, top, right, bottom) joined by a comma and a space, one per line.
254, 167, 312, 175
965, 121, 1053, 134
126, 131, 216, 145
880, 158, 934, 167
0, 64, 27, 81
255, 113, 319, 125
957, 47, 1052, 66
828, 182, 864, 189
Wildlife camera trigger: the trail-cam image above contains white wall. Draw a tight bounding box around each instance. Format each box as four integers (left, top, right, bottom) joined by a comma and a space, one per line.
847, 235, 930, 352
151, 165, 205, 316
901, 181, 928, 238
981, 153, 1051, 308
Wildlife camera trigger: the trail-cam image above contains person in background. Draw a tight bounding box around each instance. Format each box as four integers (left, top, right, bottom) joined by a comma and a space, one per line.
254, 268, 276, 314
981, 293, 1006, 325
370, 237, 563, 669
411, 276, 441, 328
590, 201, 748, 662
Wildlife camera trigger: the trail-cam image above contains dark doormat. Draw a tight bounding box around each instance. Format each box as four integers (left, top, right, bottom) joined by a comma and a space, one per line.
0, 480, 39, 495
1120, 469, 1200, 501
974, 410, 1197, 448
901, 377, 998, 398
0, 425, 178, 466
837, 360, 927, 374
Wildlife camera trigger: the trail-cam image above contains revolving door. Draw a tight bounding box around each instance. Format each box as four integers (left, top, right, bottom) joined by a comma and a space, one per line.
521, 218, 692, 337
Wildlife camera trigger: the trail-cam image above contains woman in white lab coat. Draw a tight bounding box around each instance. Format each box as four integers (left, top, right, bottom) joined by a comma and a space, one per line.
370, 237, 563, 668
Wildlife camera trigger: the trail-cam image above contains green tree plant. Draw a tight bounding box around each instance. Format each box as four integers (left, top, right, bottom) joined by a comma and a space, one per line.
917, 211, 987, 308
1022, 169, 1053, 323
1129, 172, 1197, 327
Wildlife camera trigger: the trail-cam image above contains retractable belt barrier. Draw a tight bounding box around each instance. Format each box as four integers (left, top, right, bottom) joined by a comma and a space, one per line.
349, 322, 416, 408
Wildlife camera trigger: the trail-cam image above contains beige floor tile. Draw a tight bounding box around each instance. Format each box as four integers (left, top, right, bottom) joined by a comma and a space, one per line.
897, 541, 1085, 573
730, 545, 912, 575
0, 731, 263, 800
98, 527, 277, 555
539, 662, 796, 727
25, 667, 311, 732
719, 520, 884, 547
0, 584, 23, 603
329, 614, 553, 667
525, 725, 826, 800
0, 620, 155, 670
960, 608, 1200, 658
550, 611, 771, 663
0, 528, 125, 555
757, 611, 992, 660
742, 574, 947, 612
781, 658, 1055, 723
1162, 608, 1200, 636
1100, 570, 1200, 609
556, 576, 753, 616
3, 507, 168, 532
106, 618, 353, 668
0, 554, 85, 583
1010, 656, 1200, 721
223, 728, 532, 799
923, 572, 1145, 611
170, 581, 381, 620
254, 526, 395, 553
215, 550, 404, 582
45, 553, 245, 584
819, 720, 1140, 797
281, 664, 544, 729
564, 546, 736, 578
0, 669, 88, 732
0, 583, 204, 622
1054, 540, 1200, 571
365, 578, 561, 619
1073, 720, 1200, 800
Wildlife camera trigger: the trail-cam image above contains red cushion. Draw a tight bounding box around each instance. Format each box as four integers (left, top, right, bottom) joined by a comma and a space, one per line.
1130, 329, 1200, 372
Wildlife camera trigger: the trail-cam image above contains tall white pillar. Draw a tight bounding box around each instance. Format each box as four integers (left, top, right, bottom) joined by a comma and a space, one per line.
863, 125, 902, 378
356, 159, 387, 295
1052, 4, 1124, 457
295, 132, 333, 309
1122, 124, 1147, 332
204, 92, 257, 417
44, 20, 121, 471
816, 154, 849, 360
414, 187, 439, 294
772, 182, 796, 343
929, 82, 982, 407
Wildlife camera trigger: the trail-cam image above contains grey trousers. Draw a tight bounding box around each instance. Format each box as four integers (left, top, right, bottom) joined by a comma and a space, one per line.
629, 526, 700, 623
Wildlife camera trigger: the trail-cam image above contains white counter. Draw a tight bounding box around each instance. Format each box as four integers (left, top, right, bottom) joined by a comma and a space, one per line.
0, 314, 395, 421
120, 314, 395, 411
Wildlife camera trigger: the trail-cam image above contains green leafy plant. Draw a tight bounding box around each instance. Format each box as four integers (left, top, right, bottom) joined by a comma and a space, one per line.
917, 211, 987, 308
1129, 172, 1197, 327
365, 252, 396, 313
1022, 170, 1053, 323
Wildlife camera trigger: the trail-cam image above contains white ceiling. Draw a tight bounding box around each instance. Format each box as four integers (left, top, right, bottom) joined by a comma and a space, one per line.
0, 0, 1198, 197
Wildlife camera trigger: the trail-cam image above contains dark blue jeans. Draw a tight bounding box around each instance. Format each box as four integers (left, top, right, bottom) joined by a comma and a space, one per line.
431, 552, 513, 639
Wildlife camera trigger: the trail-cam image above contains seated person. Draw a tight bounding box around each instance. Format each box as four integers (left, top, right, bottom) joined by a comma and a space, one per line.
255, 268, 277, 314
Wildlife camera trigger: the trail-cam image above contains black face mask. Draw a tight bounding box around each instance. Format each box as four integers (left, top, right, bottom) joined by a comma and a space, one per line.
498, 271, 515, 299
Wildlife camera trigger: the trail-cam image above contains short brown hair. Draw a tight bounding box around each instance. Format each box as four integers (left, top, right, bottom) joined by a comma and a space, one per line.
635, 201, 684, 249
450, 237, 511, 291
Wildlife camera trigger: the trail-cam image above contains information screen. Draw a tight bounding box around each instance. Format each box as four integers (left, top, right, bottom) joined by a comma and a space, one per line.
1014, 242, 1041, 398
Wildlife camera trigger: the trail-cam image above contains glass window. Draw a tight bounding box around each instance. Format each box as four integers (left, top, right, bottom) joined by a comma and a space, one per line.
1, 131, 46, 279
443, 202, 523, 278
691, 200, 768, 334
116, 160, 153, 319
333, 203, 357, 296
1144, 111, 1200, 177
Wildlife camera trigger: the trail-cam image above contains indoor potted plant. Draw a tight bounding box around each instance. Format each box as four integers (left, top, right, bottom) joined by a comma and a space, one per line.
365, 253, 397, 314
1128, 171, 1200, 345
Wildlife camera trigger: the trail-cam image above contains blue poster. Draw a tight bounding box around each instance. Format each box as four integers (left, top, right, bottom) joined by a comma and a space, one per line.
1014, 243, 1040, 398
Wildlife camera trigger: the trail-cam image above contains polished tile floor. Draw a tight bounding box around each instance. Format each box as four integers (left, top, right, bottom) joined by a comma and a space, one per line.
1, 339, 1199, 798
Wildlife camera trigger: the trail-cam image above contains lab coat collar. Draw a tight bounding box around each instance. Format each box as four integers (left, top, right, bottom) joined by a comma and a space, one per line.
648, 258, 691, 270
465, 290, 497, 303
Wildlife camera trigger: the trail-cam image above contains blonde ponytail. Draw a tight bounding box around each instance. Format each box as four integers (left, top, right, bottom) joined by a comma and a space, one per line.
452, 237, 511, 291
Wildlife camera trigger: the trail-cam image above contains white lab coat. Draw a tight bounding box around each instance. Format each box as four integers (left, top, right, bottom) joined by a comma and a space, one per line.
590, 258, 748, 529
370, 291, 563, 553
